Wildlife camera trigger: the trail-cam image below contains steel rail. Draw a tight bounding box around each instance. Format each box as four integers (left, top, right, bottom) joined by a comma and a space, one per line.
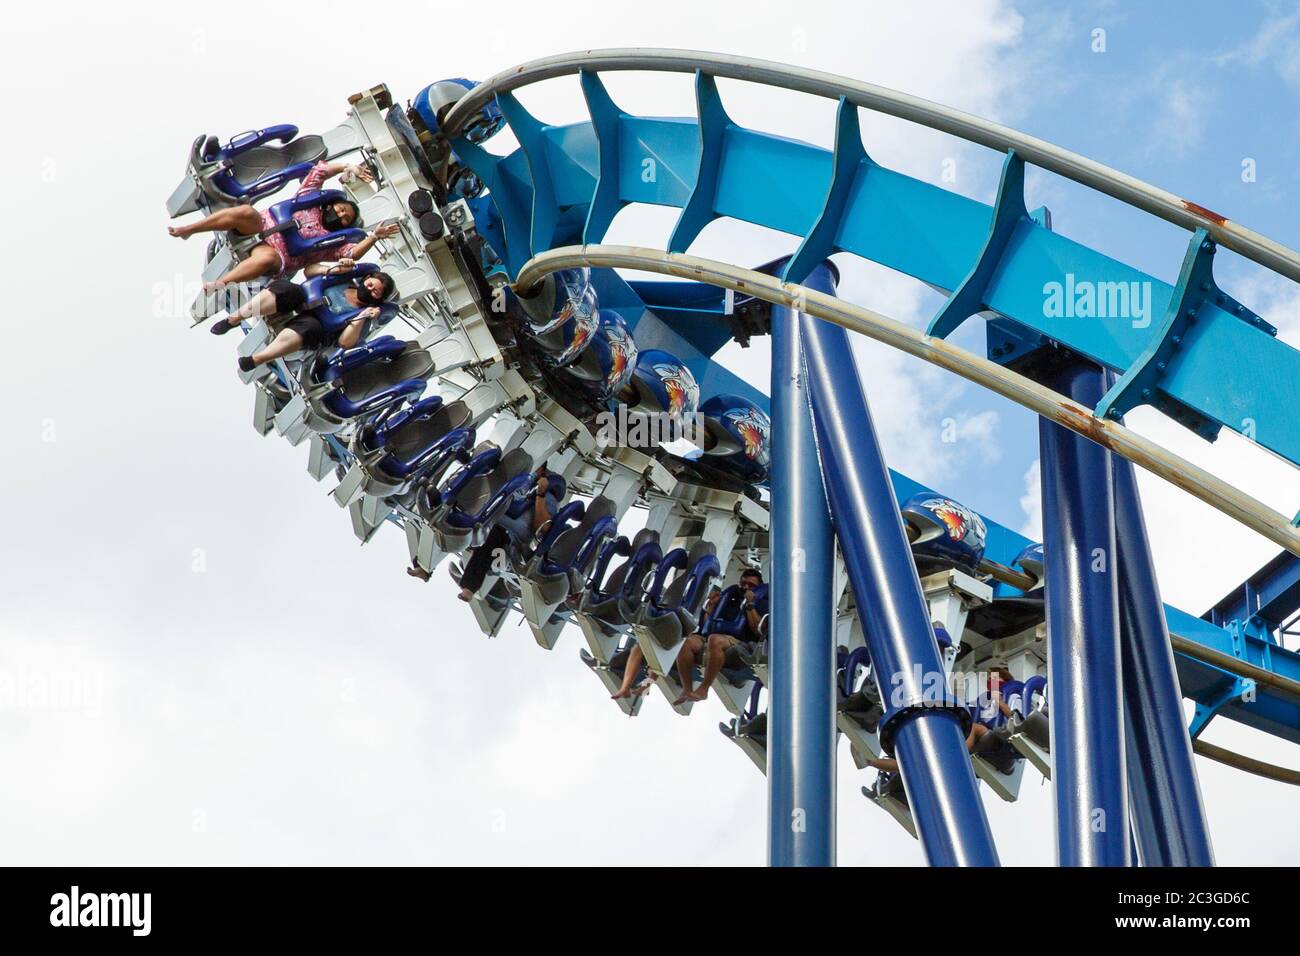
1169, 634, 1300, 700
514, 245, 1300, 559
1191, 739, 1300, 786
445, 48, 1300, 283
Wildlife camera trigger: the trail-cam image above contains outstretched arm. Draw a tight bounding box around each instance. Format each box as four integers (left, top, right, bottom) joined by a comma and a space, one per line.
297, 160, 374, 195
320, 160, 374, 183
342, 223, 400, 261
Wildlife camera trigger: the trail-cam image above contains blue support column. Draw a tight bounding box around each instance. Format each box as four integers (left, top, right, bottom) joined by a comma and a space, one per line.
1038, 361, 1130, 866
1113, 453, 1215, 866
799, 310, 999, 867
767, 263, 838, 867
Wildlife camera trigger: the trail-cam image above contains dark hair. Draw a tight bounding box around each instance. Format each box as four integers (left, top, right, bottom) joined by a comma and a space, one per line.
355, 271, 396, 305
321, 200, 361, 232
739, 567, 763, 583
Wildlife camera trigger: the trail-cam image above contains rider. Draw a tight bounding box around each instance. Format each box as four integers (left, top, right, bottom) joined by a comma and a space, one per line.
609, 567, 766, 705
218, 266, 397, 371
676, 567, 766, 704
866, 661, 1015, 774
168, 160, 399, 290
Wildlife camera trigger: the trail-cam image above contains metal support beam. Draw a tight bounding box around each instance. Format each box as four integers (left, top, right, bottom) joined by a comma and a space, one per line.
458, 50, 1300, 463
767, 262, 837, 867
1113, 452, 1216, 866
799, 305, 999, 867
516, 246, 1300, 558
1038, 361, 1130, 866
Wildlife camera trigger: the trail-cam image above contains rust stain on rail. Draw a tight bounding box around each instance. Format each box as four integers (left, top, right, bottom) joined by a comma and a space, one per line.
1181, 199, 1229, 228
1056, 401, 1216, 505
1055, 401, 1112, 448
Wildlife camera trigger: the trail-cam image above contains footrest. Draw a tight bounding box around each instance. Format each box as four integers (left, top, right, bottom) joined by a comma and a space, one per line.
332, 462, 368, 508
274, 393, 308, 438
167, 175, 203, 219
306, 433, 338, 482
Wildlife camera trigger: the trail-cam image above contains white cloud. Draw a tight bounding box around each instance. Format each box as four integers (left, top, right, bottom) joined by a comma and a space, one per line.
953, 409, 1003, 463
1145, 69, 1216, 157
1018, 459, 1042, 540
1212, 9, 1300, 88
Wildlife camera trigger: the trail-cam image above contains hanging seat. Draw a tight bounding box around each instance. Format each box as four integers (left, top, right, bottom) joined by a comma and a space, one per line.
260, 189, 366, 260
169, 125, 326, 216
427, 447, 536, 553
635, 541, 721, 649
353, 395, 476, 495
300, 263, 400, 337
578, 531, 655, 626
301, 336, 433, 433
523, 496, 619, 607
1001, 675, 1050, 779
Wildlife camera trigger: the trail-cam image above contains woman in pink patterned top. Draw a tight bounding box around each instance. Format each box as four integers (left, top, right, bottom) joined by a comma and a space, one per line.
168, 160, 400, 289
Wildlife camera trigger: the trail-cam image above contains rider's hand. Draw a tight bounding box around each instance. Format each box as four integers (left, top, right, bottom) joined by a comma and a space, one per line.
332, 257, 356, 273
359, 307, 381, 320
536, 475, 549, 494
372, 223, 400, 240
347, 163, 375, 184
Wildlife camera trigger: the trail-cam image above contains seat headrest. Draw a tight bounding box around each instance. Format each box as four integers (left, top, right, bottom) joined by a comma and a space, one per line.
585, 496, 616, 521
625, 528, 657, 550
439, 400, 473, 430
496, 448, 534, 477
687, 539, 716, 561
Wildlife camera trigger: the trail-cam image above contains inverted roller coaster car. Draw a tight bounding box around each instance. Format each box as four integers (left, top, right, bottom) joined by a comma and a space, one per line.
560, 309, 638, 402
684, 394, 772, 485
295, 336, 434, 435
520, 495, 619, 649
340, 396, 476, 503
168, 125, 326, 217
901, 493, 989, 577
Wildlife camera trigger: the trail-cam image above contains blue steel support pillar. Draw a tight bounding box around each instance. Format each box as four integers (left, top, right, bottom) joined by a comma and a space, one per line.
767, 264, 837, 867
1038, 360, 1130, 866
1113, 453, 1215, 865
800, 312, 999, 867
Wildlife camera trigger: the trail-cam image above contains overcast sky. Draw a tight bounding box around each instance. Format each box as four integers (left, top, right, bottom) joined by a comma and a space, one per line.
1, 0, 1298, 865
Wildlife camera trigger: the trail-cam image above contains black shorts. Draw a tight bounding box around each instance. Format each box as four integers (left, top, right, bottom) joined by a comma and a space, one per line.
266, 278, 308, 316
285, 313, 325, 350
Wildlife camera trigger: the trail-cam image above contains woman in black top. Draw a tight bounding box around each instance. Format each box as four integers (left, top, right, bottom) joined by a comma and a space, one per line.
207, 267, 396, 371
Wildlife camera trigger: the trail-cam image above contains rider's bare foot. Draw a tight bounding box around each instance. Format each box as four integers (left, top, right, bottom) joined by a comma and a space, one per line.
457, 588, 473, 602
610, 687, 632, 700
168, 225, 191, 239
685, 687, 709, 702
